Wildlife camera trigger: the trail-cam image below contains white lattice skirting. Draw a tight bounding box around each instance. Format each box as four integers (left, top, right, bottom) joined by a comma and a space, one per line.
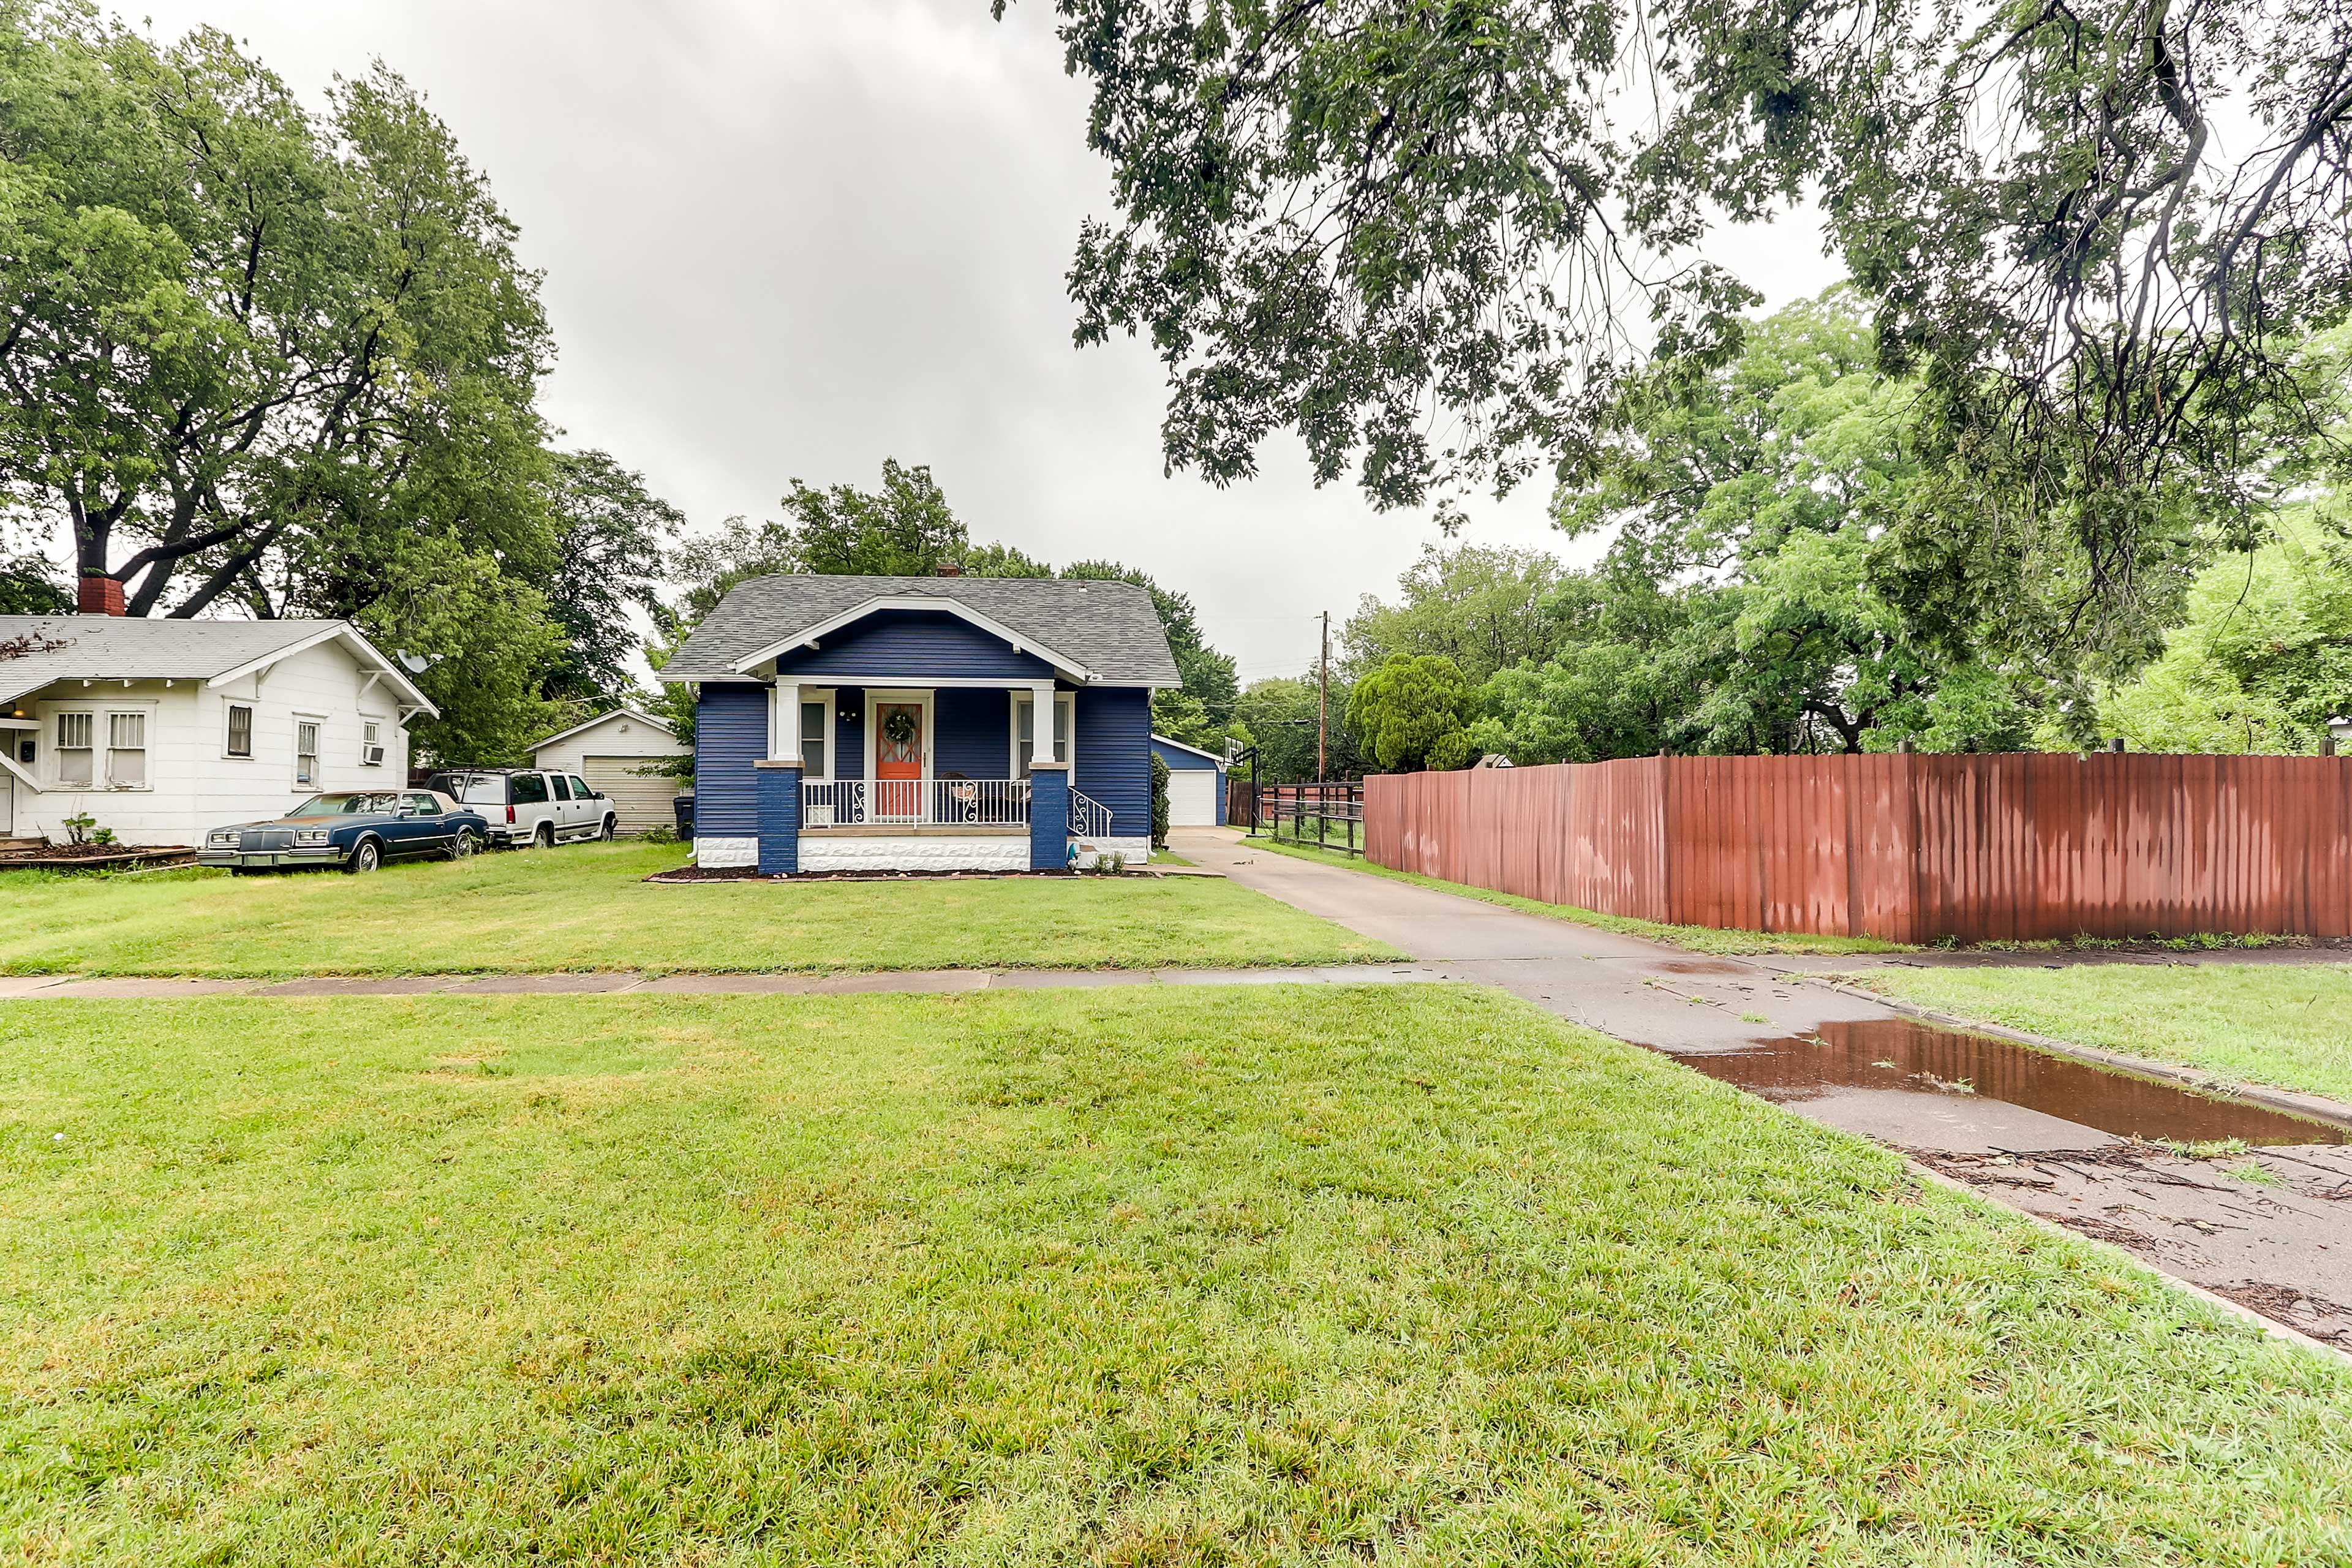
693, 835, 758, 869
799, 835, 1031, 873
1072, 836, 1152, 869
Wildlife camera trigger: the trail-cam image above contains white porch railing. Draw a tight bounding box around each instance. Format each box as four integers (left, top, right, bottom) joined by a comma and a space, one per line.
803, 778, 1031, 827
1068, 789, 1113, 839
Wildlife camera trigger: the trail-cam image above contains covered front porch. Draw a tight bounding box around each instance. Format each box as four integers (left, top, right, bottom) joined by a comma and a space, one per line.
739, 678, 1130, 875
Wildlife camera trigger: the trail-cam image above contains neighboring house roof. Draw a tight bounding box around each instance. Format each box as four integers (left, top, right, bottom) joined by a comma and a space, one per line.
1151, 732, 1227, 767
661, 575, 1183, 687
529, 705, 680, 752
0, 616, 436, 714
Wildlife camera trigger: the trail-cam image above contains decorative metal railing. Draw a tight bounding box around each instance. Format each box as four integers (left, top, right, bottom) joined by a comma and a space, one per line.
802, 778, 1031, 827
1068, 789, 1113, 839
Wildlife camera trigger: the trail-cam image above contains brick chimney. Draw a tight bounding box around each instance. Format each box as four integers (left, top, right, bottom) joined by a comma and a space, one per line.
77, 575, 126, 616
935, 562, 962, 578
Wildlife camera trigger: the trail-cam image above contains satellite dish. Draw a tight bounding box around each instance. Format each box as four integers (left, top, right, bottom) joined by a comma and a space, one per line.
396, 651, 438, 674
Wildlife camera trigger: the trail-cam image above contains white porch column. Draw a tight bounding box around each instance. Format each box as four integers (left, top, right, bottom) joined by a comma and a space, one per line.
1028, 682, 1057, 770
772, 679, 801, 763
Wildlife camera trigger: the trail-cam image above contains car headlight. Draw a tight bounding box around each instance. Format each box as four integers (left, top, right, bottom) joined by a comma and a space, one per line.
292, 829, 331, 847
206, 830, 239, 847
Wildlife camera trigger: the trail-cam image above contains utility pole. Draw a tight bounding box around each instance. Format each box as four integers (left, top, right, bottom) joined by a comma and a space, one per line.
1317, 609, 1330, 782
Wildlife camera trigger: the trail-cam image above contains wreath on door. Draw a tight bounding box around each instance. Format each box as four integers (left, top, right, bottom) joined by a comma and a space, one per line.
882, 707, 919, 748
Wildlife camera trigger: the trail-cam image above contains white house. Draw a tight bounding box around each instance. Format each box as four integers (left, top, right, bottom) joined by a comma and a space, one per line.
529, 705, 687, 831
0, 616, 435, 846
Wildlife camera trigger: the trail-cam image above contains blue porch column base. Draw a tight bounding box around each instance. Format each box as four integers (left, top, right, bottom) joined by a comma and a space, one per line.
755, 759, 802, 875
1028, 761, 1070, 870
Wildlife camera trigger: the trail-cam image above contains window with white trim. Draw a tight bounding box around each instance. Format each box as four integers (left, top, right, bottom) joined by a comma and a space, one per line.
295, 720, 321, 786
106, 710, 146, 786
800, 701, 827, 779
1012, 693, 1072, 778
225, 703, 254, 758
54, 711, 93, 786
361, 720, 383, 766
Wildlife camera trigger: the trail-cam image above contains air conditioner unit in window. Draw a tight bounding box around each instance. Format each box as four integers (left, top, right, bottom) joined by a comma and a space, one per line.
364, 744, 386, 766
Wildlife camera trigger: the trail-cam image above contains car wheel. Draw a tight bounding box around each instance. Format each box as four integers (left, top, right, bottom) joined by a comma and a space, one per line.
599, 814, 617, 842
534, 821, 554, 850
345, 838, 382, 875
448, 828, 481, 861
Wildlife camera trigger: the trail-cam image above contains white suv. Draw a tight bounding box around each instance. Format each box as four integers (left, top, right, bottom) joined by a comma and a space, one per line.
425, 769, 616, 849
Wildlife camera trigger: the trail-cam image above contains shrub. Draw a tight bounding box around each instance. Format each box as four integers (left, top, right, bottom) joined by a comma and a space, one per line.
1150, 753, 1171, 847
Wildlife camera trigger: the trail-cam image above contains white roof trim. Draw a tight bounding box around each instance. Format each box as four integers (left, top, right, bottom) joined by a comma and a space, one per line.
0, 748, 37, 794
729, 595, 1096, 682
528, 704, 677, 752
1151, 732, 1227, 766
208, 624, 437, 715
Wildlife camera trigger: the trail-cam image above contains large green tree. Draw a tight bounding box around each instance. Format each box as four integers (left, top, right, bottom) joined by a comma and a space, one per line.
0, 4, 552, 616
1348, 654, 1476, 772
1341, 543, 1570, 685
1011, 0, 2352, 672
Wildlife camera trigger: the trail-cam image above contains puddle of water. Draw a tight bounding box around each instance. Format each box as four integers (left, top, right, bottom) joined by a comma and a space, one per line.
1681, 1017, 2349, 1147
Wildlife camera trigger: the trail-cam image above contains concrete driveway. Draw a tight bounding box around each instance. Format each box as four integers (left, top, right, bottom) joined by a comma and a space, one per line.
1174, 827, 2352, 1351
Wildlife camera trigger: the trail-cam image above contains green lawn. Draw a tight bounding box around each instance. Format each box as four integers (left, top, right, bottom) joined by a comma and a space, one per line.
1856, 962, 2352, 1104
0, 843, 1393, 977
5, 986, 2348, 1563
1248, 837, 1912, 956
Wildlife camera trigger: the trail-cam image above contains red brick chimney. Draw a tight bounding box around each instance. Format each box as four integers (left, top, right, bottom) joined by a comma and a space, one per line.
935, 562, 962, 578
78, 575, 126, 616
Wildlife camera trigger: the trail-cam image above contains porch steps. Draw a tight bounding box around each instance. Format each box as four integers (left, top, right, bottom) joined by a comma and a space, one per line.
0, 835, 46, 853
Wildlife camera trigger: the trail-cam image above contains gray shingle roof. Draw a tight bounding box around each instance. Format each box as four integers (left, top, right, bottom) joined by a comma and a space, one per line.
661, 575, 1182, 687
0, 616, 421, 707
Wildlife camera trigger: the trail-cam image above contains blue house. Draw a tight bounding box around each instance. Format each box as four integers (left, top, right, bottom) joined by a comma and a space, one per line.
660, 573, 1181, 873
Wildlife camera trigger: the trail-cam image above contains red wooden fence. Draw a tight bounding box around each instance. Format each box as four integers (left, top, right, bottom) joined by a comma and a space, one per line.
1364, 753, 2352, 943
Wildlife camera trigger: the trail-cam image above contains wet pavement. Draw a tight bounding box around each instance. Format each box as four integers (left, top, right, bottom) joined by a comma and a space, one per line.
1682, 1017, 2350, 1153
1175, 828, 2352, 1351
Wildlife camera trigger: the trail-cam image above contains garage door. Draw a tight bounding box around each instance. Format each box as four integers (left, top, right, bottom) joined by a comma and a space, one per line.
1166, 769, 1217, 827
584, 755, 681, 830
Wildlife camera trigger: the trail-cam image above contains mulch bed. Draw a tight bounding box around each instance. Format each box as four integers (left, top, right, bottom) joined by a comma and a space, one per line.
0, 845, 195, 873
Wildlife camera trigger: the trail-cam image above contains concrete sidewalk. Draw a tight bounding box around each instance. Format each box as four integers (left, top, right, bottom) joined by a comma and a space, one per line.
0, 963, 1449, 1002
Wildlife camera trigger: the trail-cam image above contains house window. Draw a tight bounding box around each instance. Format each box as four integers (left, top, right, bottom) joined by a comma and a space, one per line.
226, 703, 254, 758
106, 711, 146, 786
801, 701, 827, 778
361, 720, 382, 766
295, 720, 320, 786
1012, 693, 1072, 778
55, 711, 93, 786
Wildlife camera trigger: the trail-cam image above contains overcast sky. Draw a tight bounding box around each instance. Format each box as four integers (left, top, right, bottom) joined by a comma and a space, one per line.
125, 0, 1841, 682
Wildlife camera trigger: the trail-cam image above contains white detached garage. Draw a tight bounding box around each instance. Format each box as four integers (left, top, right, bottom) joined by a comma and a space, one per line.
530, 707, 687, 831
1151, 732, 1227, 827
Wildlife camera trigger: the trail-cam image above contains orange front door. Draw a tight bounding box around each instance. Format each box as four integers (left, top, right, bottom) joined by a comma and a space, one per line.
874, 699, 924, 820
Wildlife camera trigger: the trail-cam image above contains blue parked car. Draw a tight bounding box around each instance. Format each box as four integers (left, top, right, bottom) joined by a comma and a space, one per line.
197, 790, 491, 875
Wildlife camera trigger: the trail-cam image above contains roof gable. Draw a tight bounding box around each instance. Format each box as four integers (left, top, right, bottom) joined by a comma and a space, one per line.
528, 705, 679, 752
660, 575, 1182, 688
0, 615, 435, 713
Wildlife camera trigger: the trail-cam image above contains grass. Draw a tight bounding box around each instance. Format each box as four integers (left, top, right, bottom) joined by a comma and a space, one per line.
6, 984, 2350, 1564
1855, 962, 2352, 1104
0, 843, 1395, 978
1247, 836, 1912, 956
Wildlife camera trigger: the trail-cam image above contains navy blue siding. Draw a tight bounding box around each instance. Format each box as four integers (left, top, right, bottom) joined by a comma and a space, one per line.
1150, 737, 1219, 771
694, 683, 769, 835
832, 687, 864, 780
935, 688, 1012, 778
775, 610, 1051, 683
1074, 687, 1152, 835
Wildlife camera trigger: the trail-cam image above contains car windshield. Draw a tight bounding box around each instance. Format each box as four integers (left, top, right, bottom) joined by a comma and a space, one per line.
289, 793, 400, 817
431, 772, 506, 806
